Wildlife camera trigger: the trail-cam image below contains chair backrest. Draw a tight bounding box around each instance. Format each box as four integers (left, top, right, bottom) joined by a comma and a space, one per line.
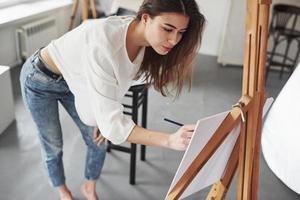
270, 4, 300, 32
106, 7, 137, 18
115, 7, 136, 16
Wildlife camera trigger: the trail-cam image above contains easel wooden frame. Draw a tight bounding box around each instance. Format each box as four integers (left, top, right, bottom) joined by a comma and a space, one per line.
69, 0, 98, 31
166, 0, 271, 199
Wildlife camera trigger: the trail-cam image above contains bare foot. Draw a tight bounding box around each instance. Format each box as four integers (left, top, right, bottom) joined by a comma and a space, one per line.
80, 182, 99, 200
58, 185, 73, 200
60, 192, 73, 200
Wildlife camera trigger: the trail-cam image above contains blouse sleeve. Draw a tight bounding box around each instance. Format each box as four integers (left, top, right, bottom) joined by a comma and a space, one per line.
84, 46, 136, 144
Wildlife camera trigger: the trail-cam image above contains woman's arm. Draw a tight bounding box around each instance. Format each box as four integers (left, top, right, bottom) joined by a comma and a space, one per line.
92, 124, 195, 150
126, 124, 195, 151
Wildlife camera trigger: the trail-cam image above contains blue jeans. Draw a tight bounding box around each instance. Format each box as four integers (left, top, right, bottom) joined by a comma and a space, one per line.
20, 53, 106, 187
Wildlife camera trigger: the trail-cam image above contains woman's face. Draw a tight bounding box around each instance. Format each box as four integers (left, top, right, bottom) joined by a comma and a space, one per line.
143, 12, 189, 55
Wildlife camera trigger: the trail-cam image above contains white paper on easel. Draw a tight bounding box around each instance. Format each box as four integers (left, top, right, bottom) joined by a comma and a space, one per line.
166, 98, 274, 200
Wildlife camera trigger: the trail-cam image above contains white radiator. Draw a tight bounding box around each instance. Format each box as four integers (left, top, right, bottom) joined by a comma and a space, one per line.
16, 17, 58, 60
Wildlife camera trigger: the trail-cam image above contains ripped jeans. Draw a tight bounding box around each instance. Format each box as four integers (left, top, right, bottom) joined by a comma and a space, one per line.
19, 51, 106, 187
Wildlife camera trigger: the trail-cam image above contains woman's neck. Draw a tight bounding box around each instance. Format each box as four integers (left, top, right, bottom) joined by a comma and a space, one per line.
127, 19, 149, 47
126, 19, 148, 62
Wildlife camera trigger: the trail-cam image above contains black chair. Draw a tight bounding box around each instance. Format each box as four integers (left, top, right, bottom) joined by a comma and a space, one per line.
266, 4, 300, 79
106, 84, 148, 185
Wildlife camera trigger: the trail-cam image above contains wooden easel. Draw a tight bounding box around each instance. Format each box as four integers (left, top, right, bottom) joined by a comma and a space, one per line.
68, 0, 98, 30
166, 0, 271, 199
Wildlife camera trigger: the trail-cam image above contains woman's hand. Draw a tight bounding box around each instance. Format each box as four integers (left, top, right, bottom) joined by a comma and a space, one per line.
168, 124, 195, 151
93, 127, 106, 146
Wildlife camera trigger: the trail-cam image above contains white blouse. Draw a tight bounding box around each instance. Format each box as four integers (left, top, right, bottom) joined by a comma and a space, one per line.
47, 16, 145, 144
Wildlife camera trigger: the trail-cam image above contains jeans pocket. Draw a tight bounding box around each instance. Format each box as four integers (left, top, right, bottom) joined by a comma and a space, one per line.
29, 66, 56, 85
24, 67, 58, 98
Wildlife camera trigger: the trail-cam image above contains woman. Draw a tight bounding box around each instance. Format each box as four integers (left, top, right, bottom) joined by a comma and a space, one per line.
20, 0, 205, 199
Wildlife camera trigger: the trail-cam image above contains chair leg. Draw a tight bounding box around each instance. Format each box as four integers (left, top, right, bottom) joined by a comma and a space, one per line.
130, 143, 137, 185
266, 34, 280, 79
129, 90, 139, 185
141, 88, 148, 161
141, 145, 146, 161
106, 140, 112, 152
280, 39, 292, 79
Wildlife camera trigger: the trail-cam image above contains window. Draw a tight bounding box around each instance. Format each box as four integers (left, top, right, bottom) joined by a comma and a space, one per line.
0, 0, 41, 9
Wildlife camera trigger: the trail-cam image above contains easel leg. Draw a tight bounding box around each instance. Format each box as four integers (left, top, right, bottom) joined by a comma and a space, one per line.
82, 0, 89, 21
90, 0, 97, 18
69, 0, 99, 31
251, 2, 270, 199
237, 0, 271, 199
69, 0, 79, 30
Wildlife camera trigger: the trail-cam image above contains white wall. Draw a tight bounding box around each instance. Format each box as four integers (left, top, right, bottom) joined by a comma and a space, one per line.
0, 4, 72, 67
217, 0, 246, 65
196, 0, 231, 56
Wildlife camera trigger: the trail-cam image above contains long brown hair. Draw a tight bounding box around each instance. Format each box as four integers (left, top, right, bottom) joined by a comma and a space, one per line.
134, 0, 206, 96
